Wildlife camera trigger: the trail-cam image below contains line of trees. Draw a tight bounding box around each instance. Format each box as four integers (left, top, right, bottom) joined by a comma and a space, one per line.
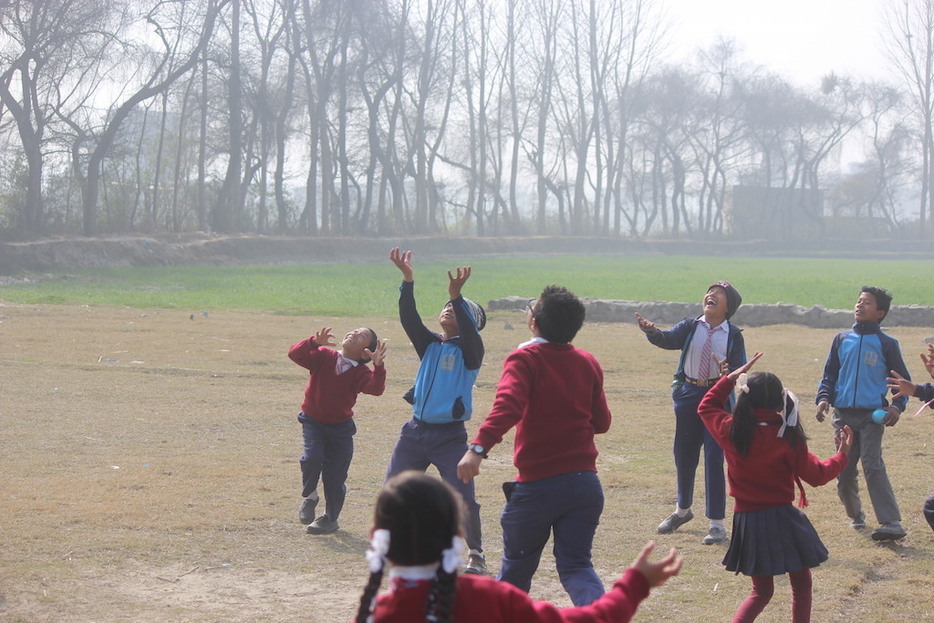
1, 0, 932, 241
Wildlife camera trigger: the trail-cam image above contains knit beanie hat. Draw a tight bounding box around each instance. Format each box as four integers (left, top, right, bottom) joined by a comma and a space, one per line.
708, 281, 742, 319
461, 298, 487, 331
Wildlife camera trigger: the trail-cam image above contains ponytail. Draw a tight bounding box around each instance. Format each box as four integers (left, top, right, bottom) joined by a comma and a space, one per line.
355, 566, 386, 623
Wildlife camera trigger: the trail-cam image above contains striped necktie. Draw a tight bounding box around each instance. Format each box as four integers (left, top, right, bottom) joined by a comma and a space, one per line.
697, 324, 713, 380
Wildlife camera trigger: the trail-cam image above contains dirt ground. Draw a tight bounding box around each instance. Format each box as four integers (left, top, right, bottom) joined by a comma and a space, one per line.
1, 302, 933, 622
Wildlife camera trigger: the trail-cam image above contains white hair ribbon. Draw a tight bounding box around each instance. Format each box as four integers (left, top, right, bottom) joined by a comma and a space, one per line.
441, 536, 465, 574
779, 389, 799, 438
366, 529, 390, 573
736, 373, 750, 394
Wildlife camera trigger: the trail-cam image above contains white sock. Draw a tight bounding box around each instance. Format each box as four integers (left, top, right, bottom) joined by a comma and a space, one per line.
675, 507, 691, 518
709, 519, 725, 530
469, 549, 483, 558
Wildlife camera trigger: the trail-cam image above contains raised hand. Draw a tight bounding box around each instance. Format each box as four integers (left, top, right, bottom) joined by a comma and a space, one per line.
314, 327, 335, 347
447, 265, 472, 299
366, 339, 387, 367
922, 344, 934, 379
634, 312, 658, 335
631, 541, 683, 589
835, 425, 854, 455
887, 369, 916, 400
389, 247, 414, 282
726, 351, 762, 382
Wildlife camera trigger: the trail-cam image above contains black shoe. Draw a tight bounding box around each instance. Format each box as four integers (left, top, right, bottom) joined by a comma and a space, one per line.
463, 553, 487, 575
298, 493, 319, 525
306, 515, 339, 535
871, 522, 906, 541
657, 510, 694, 534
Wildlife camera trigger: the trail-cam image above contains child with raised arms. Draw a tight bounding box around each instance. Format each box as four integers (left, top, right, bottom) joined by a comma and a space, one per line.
698, 352, 853, 623
289, 326, 386, 534
353, 471, 683, 623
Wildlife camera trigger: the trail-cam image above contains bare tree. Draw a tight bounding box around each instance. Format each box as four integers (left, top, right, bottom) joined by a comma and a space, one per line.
0, 0, 122, 236
884, 0, 934, 234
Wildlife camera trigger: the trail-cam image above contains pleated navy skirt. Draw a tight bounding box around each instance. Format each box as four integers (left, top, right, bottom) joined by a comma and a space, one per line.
724, 505, 829, 576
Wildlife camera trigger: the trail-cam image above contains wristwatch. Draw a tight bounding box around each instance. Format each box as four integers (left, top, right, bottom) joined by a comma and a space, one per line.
469, 443, 488, 459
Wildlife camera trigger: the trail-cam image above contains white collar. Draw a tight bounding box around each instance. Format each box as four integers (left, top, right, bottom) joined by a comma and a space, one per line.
337, 353, 359, 368
389, 563, 440, 583
518, 336, 550, 349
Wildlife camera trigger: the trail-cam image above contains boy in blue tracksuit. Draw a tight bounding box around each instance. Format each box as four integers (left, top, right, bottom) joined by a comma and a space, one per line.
816, 286, 911, 541
384, 247, 488, 574
636, 281, 746, 545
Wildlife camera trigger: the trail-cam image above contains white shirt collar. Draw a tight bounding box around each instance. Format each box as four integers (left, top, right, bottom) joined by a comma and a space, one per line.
518, 336, 550, 349
388, 563, 440, 583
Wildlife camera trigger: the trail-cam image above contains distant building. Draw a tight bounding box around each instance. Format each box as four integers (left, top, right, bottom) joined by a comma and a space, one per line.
731, 185, 824, 239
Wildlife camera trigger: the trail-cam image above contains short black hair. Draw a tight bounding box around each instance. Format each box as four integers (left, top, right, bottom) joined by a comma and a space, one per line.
861, 286, 892, 319
532, 285, 585, 344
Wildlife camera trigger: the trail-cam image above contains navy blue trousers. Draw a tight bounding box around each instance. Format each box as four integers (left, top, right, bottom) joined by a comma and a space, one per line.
298, 413, 355, 522
499, 471, 605, 606
671, 383, 726, 520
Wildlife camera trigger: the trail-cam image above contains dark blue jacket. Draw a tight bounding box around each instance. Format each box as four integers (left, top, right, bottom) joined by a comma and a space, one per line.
646, 316, 746, 385
816, 321, 910, 411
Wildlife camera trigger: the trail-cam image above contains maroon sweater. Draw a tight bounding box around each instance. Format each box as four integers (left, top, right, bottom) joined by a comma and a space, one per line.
473, 342, 611, 482
367, 569, 649, 623
698, 376, 847, 512
288, 337, 386, 424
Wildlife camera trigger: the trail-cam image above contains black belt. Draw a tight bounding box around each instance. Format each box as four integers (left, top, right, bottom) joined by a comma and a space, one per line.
684, 376, 716, 387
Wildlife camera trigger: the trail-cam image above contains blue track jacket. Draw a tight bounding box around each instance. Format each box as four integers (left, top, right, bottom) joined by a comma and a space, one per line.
816, 321, 910, 411
398, 280, 484, 423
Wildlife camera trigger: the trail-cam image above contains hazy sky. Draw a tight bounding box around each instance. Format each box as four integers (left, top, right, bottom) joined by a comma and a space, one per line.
664, 0, 888, 87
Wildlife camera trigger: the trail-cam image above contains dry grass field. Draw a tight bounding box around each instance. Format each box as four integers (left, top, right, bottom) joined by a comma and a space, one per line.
1, 302, 932, 622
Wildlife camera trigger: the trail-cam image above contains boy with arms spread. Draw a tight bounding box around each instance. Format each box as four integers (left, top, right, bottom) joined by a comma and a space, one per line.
816, 286, 911, 541
635, 281, 746, 545
385, 247, 488, 574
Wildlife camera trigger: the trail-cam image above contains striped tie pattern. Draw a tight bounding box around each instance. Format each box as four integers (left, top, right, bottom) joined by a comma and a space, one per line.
697, 324, 713, 380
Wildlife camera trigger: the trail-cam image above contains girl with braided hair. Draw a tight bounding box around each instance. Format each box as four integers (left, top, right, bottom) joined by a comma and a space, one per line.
698, 353, 854, 623
355, 471, 682, 623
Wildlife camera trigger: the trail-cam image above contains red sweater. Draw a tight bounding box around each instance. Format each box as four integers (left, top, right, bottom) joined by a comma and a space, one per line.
288, 337, 385, 424
698, 376, 847, 512
473, 342, 611, 482
367, 569, 649, 623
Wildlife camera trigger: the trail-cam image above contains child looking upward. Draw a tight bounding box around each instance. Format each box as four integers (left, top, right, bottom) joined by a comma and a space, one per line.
289, 326, 386, 535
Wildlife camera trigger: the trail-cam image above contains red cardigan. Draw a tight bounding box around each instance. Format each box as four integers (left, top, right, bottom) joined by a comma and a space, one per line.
288, 337, 386, 424
698, 376, 847, 512
473, 342, 611, 482
368, 569, 649, 623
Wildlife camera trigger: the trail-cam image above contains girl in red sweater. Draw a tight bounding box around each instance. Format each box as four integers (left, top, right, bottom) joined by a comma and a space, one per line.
698, 353, 853, 623
354, 471, 682, 623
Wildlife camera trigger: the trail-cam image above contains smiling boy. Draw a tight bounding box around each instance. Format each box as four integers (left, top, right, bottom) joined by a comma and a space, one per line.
815, 286, 911, 541
636, 281, 746, 545
288, 326, 386, 535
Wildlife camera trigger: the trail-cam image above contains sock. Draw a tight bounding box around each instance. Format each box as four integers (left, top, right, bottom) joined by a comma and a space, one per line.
710, 519, 725, 530
469, 549, 483, 558
675, 507, 691, 518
